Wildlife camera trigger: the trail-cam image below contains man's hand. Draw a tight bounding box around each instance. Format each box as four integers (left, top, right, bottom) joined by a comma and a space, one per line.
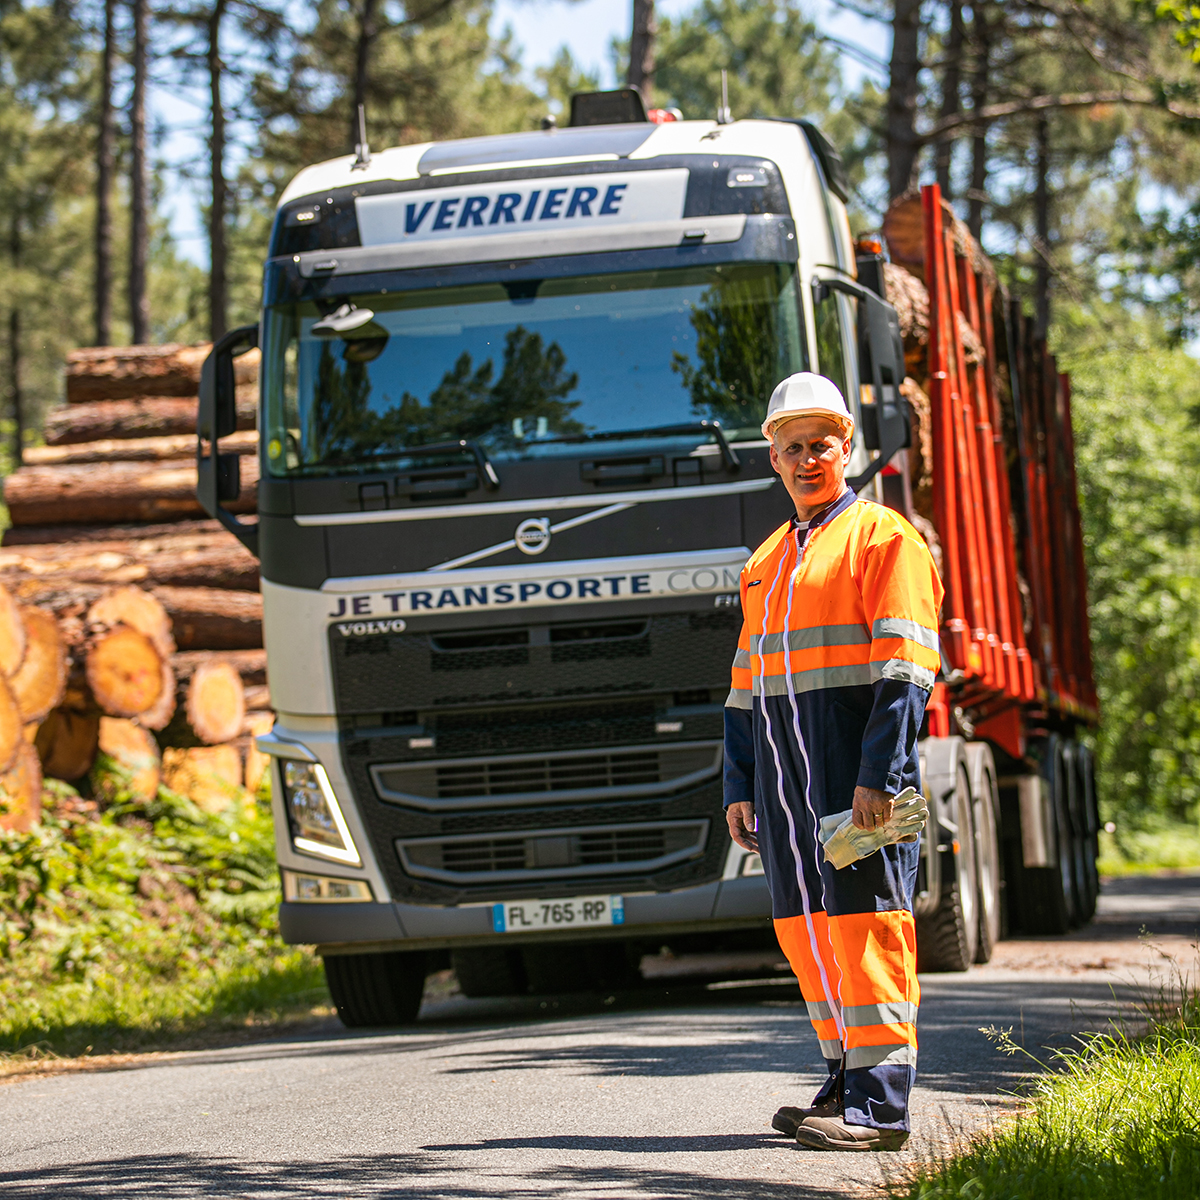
726, 801, 758, 852
852, 786, 895, 831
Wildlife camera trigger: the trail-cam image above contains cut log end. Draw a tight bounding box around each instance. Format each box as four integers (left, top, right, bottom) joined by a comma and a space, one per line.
138, 660, 178, 732
98, 717, 161, 803
186, 660, 246, 745
163, 744, 243, 814
36, 708, 101, 782
0, 740, 42, 833
86, 625, 164, 718
11, 606, 67, 724
0, 583, 26, 676
0, 674, 23, 776
88, 585, 176, 657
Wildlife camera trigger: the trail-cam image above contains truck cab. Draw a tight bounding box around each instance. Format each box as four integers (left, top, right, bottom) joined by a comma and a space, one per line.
197, 94, 921, 1023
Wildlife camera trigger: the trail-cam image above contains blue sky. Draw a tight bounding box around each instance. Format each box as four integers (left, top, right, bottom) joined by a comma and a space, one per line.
158, 0, 889, 265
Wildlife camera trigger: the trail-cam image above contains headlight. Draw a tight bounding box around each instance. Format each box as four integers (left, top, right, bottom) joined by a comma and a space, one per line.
281, 760, 361, 865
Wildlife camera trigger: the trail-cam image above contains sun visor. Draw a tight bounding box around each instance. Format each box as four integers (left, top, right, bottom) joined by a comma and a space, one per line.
415, 125, 657, 176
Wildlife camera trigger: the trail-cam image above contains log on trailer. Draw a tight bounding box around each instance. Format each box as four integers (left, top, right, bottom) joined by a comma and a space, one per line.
153, 587, 263, 650
1, 518, 224, 549
44, 395, 256, 446
25, 429, 257, 467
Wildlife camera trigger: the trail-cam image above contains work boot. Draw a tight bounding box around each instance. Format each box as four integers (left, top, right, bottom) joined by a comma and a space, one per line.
794, 1115, 909, 1152
771, 1096, 841, 1137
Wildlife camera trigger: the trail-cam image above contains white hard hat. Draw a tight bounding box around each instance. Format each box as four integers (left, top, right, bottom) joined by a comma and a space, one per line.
761, 372, 854, 440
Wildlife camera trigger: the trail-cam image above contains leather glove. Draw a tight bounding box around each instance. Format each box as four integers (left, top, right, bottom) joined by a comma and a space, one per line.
818, 786, 928, 870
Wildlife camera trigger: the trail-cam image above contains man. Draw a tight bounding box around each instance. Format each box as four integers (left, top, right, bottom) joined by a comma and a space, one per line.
724, 372, 943, 1151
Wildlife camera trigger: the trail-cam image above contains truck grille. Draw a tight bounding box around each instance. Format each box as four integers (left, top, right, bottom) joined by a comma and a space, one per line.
370, 742, 721, 812
396, 819, 709, 883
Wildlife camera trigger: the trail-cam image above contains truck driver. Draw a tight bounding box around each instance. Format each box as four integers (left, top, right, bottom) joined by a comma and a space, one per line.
723, 372, 943, 1151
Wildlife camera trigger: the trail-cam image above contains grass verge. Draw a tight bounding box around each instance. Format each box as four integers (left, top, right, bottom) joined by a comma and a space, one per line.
0, 765, 330, 1067
891, 977, 1200, 1198
1099, 818, 1200, 876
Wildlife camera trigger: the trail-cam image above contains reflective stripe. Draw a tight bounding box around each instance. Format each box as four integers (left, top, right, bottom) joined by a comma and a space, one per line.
843, 1001, 918, 1028
755, 664, 875, 695
725, 687, 752, 710
846, 1042, 917, 1070
733, 648, 751, 669
750, 624, 870, 655
806, 999, 835, 1022
818, 1037, 844, 1060
872, 659, 937, 690
872, 617, 939, 652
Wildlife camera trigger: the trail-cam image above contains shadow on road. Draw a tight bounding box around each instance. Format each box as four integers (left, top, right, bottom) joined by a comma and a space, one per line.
0, 1152, 837, 1199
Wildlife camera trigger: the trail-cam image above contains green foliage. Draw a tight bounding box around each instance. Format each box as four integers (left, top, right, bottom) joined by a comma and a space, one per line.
1147, 0, 1200, 61
1055, 311, 1200, 824
1098, 818, 1200, 875
0, 771, 326, 1057
890, 981, 1200, 1199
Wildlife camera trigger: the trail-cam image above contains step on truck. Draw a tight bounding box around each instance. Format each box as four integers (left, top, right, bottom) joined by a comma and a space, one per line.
198, 88, 1099, 1026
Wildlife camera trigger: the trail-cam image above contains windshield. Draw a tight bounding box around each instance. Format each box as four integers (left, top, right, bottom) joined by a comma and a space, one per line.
262, 262, 807, 477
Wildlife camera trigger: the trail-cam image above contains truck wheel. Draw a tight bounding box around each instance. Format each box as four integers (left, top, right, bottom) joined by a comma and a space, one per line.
1075, 744, 1100, 922
916, 761, 979, 972
966, 743, 1002, 963
323, 950, 427, 1027
1020, 736, 1072, 935
451, 948, 528, 998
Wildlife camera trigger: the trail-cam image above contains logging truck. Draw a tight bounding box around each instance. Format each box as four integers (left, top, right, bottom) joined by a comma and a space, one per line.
198, 89, 1100, 1025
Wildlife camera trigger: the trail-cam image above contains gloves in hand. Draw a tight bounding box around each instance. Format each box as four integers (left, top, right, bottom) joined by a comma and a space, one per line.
818, 786, 928, 870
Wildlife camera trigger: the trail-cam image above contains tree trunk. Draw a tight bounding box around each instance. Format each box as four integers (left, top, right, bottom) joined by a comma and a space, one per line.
129, 0, 150, 344
9, 215, 22, 468
352, 0, 379, 151
936, 0, 964, 200
1034, 114, 1051, 340
967, 3, 993, 240
208, 0, 228, 342
888, 0, 923, 201
627, 0, 657, 105
3, 457, 259, 527
26, 428, 256, 466
44, 394, 256, 444
96, 0, 116, 346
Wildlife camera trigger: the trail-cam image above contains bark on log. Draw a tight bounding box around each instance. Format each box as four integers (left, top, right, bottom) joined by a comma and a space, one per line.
0, 673, 24, 775
36, 708, 100, 782
2, 518, 222, 548
162, 743, 242, 813
88, 585, 176, 658
64, 344, 259, 404
0, 741, 42, 832
4, 458, 258, 527
0, 535, 259, 592
0, 583, 26, 677
185, 659, 246, 745
44, 395, 255, 446
153, 587, 262, 650
26, 429, 257, 467
99, 716, 161, 802
11, 607, 67, 724
86, 626, 164, 717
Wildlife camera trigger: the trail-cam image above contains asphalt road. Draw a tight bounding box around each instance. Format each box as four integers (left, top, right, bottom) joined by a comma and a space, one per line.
3, 873, 1199, 1199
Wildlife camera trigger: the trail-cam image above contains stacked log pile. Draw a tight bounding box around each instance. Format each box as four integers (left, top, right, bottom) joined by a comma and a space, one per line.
0, 344, 271, 831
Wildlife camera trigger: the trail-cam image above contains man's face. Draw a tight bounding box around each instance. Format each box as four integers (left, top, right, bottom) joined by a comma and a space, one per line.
768, 415, 852, 514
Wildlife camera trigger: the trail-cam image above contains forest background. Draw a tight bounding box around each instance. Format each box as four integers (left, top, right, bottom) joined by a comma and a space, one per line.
0, 0, 1198, 837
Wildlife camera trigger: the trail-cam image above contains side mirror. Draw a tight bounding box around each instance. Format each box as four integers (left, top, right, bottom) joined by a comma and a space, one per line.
197, 324, 259, 557
811, 276, 909, 490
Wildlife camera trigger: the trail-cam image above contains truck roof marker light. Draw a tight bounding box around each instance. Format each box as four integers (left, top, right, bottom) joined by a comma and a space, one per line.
281, 759, 362, 866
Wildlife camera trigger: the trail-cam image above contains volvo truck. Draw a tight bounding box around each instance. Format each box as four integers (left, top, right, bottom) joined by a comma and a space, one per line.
198, 90, 1097, 1025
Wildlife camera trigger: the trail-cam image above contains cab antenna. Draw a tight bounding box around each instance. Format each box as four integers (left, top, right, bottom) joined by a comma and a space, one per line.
717, 70, 732, 125
352, 104, 371, 170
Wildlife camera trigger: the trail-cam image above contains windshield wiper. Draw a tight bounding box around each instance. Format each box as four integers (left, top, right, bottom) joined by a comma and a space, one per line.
546, 421, 741, 473
397, 440, 501, 489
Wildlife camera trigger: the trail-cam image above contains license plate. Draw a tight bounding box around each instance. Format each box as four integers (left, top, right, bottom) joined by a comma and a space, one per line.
492, 895, 624, 933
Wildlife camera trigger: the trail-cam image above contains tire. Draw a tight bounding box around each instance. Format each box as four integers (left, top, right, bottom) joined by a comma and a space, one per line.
966, 743, 1002, 964
1020, 737, 1072, 935
916, 760, 979, 972
1075, 744, 1100, 923
451, 947, 528, 998
323, 950, 427, 1028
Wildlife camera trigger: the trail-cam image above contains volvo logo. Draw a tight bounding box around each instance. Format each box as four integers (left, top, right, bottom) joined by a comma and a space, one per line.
514, 517, 551, 556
